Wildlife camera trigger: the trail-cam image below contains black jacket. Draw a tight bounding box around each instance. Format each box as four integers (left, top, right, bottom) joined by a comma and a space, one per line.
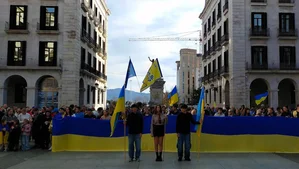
126, 112, 143, 134
176, 112, 199, 134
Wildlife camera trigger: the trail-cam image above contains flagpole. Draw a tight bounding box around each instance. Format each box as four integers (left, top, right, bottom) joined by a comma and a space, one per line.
124, 118, 127, 161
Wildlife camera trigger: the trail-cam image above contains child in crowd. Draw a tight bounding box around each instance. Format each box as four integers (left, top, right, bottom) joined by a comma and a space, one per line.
0, 119, 9, 152
8, 120, 21, 151
21, 119, 31, 151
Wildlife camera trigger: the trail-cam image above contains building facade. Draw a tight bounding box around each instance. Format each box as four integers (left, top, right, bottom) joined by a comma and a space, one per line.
176, 48, 201, 104
0, 0, 110, 109
200, 0, 299, 109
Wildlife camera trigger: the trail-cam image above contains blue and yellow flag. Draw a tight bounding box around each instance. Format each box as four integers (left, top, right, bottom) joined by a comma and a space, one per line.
195, 87, 205, 136
110, 85, 126, 137
140, 59, 163, 92
255, 92, 268, 106
124, 59, 136, 88
168, 86, 179, 106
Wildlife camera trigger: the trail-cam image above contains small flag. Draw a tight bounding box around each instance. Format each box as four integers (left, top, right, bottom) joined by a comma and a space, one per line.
140, 59, 163, 92
168, 86, 179, 106
255, 92, 268, 106
124, 59, 137, 88
110, 85, 126, 137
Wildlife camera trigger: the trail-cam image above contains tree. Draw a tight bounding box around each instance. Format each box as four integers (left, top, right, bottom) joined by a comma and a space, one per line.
191, 88, 201, 105
162, 91, 170, 106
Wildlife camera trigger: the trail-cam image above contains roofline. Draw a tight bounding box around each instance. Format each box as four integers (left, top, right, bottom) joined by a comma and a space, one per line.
199, 0, 212, 19
100, 0, 111, 16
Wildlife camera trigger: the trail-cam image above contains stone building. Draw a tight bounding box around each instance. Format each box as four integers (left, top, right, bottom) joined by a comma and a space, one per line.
176, 48, 201, 104
0, 0, 110, 109
200, 0, 299, 109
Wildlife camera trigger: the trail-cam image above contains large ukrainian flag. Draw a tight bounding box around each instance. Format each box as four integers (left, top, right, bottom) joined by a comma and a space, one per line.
110, 85, 126, 137
255, 92, 268, 106
195, 87, 205, 136
140, 59, 163, 92
168, 86, 179, 106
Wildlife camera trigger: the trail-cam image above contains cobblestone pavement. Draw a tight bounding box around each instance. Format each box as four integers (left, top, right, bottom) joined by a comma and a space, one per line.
0, 151, 298, 169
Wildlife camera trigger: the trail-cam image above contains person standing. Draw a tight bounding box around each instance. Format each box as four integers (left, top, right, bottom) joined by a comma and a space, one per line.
151, 105, 167, 161
124, 104, 143, 162
176, 104, 200, 161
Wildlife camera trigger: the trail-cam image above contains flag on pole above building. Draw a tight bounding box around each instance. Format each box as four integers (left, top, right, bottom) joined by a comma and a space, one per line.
140, 59, 163, 92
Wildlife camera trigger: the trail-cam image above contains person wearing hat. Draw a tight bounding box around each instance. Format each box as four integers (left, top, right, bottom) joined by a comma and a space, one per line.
176, 104, 201, 161
124, 104, 143, 162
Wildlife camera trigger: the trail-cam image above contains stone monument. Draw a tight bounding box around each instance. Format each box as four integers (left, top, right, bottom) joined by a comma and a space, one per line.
149, 78, 165, 105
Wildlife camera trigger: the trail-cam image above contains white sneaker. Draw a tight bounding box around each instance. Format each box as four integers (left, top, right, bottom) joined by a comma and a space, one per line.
48, 146, 52, 151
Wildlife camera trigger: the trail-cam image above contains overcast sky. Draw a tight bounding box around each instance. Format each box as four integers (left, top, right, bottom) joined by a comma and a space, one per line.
106, 0, 205, 93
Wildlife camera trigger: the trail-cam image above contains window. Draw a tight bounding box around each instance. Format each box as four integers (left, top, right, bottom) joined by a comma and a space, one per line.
212, 10, 216, 26
251, 13, 267, 32
224, 19, 229, 35
95, 7, 98, 16
82, 15, 87, 30
99, 14, 102, 23
224, 50, 229, 67
217, 26, 222, 41
40, 6, 58, 30
90, 0, 93, 9
212, 34, 216, 46
87, 85, 90, 104
88, 23, 91, 35
218, 55, 222, 70
93, 57, 96, 68
214, 88, 216, 102
212, 59, 216, 72
7, 41, 26, 66
280, 46, 296, 69
81, 47, 86, 68
251, 46, 268, 69
279, 13, 295, 33
39, 42, 57, 66
209, 89, 211, 104
217, 1, 222, 20
208, 17, 211, 32
94, 30, 97, 44
204, 24, 207, 36
88, 53, 92, 65
219, 86, 222, 104
208, 63, 211, 74
92, 87, 95, 104
204, 66, 207, 75
103, 41, 106, 53
9, 5, 28, 29
102, 64, 105, 74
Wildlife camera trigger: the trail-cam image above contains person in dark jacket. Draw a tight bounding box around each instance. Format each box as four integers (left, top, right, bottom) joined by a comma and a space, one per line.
8, 119, 21, 151
124, 104, 143, 162
176, 104, 200, 161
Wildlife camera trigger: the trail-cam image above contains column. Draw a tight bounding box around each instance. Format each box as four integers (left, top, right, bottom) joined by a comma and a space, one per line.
26, 87, 36, 107
269, 89, 278, 108
0, 86, 6, 105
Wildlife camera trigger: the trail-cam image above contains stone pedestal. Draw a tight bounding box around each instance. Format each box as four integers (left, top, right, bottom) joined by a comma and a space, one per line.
149, 79, 165, 105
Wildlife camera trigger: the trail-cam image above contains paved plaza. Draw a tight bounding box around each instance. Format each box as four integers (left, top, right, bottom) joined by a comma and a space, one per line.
0, 151, 299, 169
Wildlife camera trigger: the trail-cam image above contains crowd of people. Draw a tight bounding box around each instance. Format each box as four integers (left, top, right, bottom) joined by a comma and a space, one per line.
0, 102, 298, 157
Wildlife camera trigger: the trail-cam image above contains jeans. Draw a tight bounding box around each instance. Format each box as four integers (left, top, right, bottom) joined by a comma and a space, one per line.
177, 133, 191, 159
128, 134, 141, 159
21, 135, 30, 151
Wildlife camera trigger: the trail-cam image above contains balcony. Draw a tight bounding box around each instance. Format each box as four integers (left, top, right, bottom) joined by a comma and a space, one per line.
280, 63, 296, 70
203, 32, 207, 39
212, 21, 216, 29
251, 0, 267, 5
219, 65, 229, 75
36, 23, 59, 34
278, 0, 294, 6
278, 28, 298, 40
81, 0, 90, 12
223, 2, 228, 15
94, 17, 100, 27
207, 49, 211, 57
211, 45, 216, 55
5, 22, 29, 34
88, 9, 94, 20
96, 44, 103, 56
103, 51, 107, 59
251, 63, 268, 70
221, 34, 229, 45
80, 29, 89, 43
88, 36, 96, 49
81, 63, 107, 81
202, 52, 207, 61
215, 41, 222, 51
249, 28, 270, 39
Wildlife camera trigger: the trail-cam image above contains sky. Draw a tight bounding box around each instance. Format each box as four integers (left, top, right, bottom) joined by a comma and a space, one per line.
106, 0, 205, 93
